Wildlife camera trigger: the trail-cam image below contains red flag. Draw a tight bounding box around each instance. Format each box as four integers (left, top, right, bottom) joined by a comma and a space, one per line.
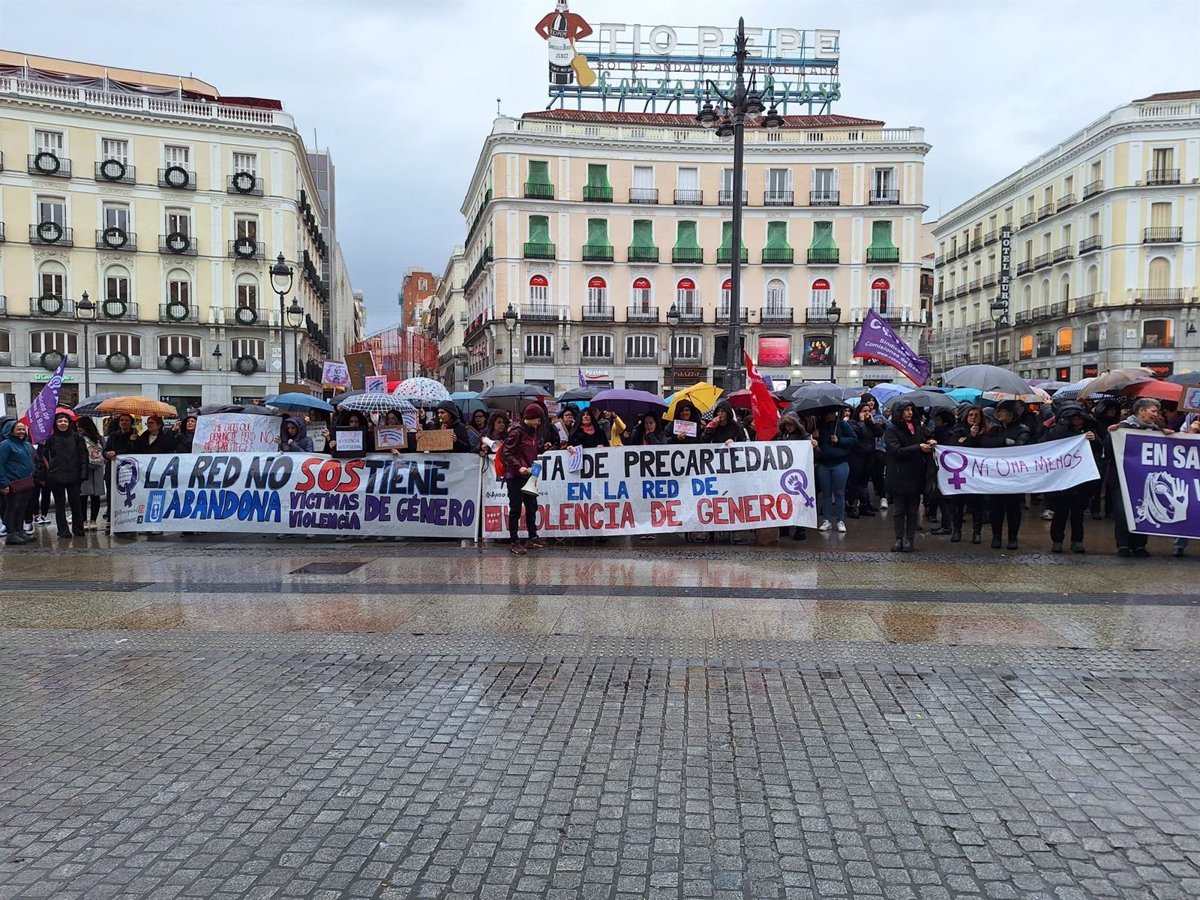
744, 351, 779, 441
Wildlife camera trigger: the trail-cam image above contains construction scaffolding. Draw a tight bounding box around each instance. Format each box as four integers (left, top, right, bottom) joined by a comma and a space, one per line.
351, 327, 439, 382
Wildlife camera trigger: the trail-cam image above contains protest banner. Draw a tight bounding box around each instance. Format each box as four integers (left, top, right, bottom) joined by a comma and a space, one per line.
346, 351, 376, 390
376, 427, 407, 449
481, 443, 816, 538
1113, 430, 1200, 541
417, 430, 454, 453
322, 361, 350, 388
852, 310, 930, 385
1183, 386, 1200, 413
193, 414, 282, 453
934, 435, 1099, 496
110, 452, 481, 538
364, 375, 388, 393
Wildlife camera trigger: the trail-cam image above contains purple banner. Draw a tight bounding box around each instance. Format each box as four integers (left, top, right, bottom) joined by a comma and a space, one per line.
852, 310, 929, 386
28, 356, 66, 442
1114, 430, 1200, 541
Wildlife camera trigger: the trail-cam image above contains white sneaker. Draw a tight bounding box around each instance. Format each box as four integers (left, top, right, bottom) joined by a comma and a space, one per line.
1041, 509, 1054, 520
0, 524, 6, 536
836, 521, 847, 533
818, 520, 832, 532
879, 498, 888, 510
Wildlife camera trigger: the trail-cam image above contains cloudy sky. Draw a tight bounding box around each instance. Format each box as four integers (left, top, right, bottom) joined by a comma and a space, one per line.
4, 0, 1197, 333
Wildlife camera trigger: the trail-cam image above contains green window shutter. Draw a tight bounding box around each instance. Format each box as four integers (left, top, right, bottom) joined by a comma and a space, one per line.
719, 222, 747, 251
674, 221, 700, 250
529, 215, 550, 243
869, 221, 896, 250
586, 164, 611, 189
765, 222, 791, 249
586, 219, 610, 246
810, 221, 837, 250
631, 220, 654, 248
527, 160, 550, 184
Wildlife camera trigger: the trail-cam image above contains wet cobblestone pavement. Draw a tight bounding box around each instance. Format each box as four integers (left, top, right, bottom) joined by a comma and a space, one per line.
1, 523, 1198, 898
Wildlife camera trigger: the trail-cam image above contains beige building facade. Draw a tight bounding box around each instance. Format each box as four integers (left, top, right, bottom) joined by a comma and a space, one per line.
0, 53, 345, 412
457, 110, 930, 394
930, 91, 1200, 381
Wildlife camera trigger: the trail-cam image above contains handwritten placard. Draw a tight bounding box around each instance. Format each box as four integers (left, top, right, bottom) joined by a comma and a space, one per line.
334, 428, 364, 453
417, 430, 455, 453
193, 413, 281, 453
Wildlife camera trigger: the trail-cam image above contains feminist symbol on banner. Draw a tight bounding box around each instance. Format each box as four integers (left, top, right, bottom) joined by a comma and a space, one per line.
938, 450, 969, 490
1136, 472, 1189, 528
115, 458, 140, 508
779, 469, 815, 508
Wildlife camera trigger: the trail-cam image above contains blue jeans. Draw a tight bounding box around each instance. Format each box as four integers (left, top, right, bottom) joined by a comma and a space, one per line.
816, 462, 849, 522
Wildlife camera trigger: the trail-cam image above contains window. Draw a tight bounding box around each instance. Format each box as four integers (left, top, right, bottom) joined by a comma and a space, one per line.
1090, 160, 1102, 183
1151, 148, 1174, 176
104, 267, 130, 302
720, 278, 733, 310
767, 168, 790, 193
164, 144, 190, 167
39, 263, 66, 298
1149, 257, 1171, 291
677, 167, 698, 191
166, 208, 191, 236
673, 335, 701, 360
35, 130, 63, 153
1022, 284, 1032, 314
632, 277, 652, 310
169, 272, 192, 306
1061, 223, 1072, 248
1142, 319, 1173, 349
626, 335, 657, 360
235, 275, 257, 310
1063, 175, 1074, 195
103, 202, 130, 231
233, 152, 257, 175
159, 335, 200, 358
97, 333, 141, 357
31, 331, 77, 355
1040, 279, 1051, 305
871, 167, 895, 195
1088, 212, 1100, 238
101, 138, 128, 163
1151, 202, 1172, 229
232, 338, 265, 360
870, 278, 891, 313
586, 276, 608, 309
631, 165, 655, 202
528, 274, 549, 309
37, 196, 66, 225
765, 279, 787, 312
1056, 327, 1074, 353
525, 334, 553, 359
1059, 274, 1070, 302
810, 278, 832, 313
235, 214, 258, 240
581, 334, 612, 359
675, 278, 698, 314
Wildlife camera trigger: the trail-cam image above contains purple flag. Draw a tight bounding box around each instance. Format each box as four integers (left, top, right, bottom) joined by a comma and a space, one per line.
852, 310, 929, 386
578, 368, 587, 388
28, 355, 67, 442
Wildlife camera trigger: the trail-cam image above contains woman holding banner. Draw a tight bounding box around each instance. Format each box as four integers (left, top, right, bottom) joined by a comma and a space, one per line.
980, 401, 1029, 550
0, 420, 36, 546
1041, 403, 1101, 553
1106, 398, 1171, 558
884, 401, 934, 552
949, 406, 988, 543
131, 416, 177, 455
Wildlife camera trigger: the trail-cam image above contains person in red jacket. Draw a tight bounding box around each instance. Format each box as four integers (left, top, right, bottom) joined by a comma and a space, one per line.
500, 403, 545, 555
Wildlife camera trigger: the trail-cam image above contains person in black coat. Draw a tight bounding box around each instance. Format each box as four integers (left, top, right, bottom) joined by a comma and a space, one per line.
883, 402, 935, 552
434, 400, 476, 453
948, 406, 988, 543
979, 401, 1030, 549
41, 412, 89, 538
131, 415, 178, 455
847, 405, 882, 519
701, 401, 747, 445
631, 412, 668, 446
569, 408, 609, 448
1040, 403, 1101, 553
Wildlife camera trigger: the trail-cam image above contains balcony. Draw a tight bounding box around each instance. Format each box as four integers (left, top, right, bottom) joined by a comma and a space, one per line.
158, 167, 197, 190
983, 273, 997, 288
521, 303, 560, 322
674, 189, 704, 205
1020, 212, 1037, 228
1144, 227, 1182, 244
159, 303, 200, 323
628, 187, 658, 204
1037, 342, 1054, 357
672, 248, 704, 264
934, 255, 945, 267
582, 305, 615, 322
806, 308, 837, 324
464, 245, 493, 293
28, 152, 71, 178
1079, 235, 1102, 255
583, 185, 613, 202
1133, 288, 1187, 304
523, 182, 554, 199
627, 246, 660, 263
984, 230, 998, 245
969, 236, 983, 251
866, 248, 900, 264
523, 241, 556, 260
1016, 260, 1032, 275
95, 228, 137, 252
760, 307, 793, 324
715, 308, 749, 323
1034, 252, 1053, 270
1054, 343, 1072, 356
226, 306, 266, 326
582, 244, 614, 262
1146, 168, 1181, 186
764, 190, 794, 206
1050, 301, 1069, 317
677, 307, 703, 324
227, 173, 264, 196
718, 190, 749, 206
1019, 348, 1034, 360
869, 190, 900, 205
158, 355, 205, 373
995, 351, 1011, 365
761, 248, 794, 265
967, 279, 981, 293
807, 248, 839, 265
1083, 179, 1104, 199
524, 352, 554, 364
466, 189, 491, 244
30, 223, 73, 247
228, 238, 264, 260
581, 354, 614, 365
1142, 335, 1174, 349
94, 159, 135, 184
159, 233, 198, 256
954, 285, 968, 298
28, 296, 77, 318
98, 299, 139, 321
1038, 203, 1055, 220
809, 190, 840, 207
1075, 292, 1102, 312
1014, 311, 1031, 326
1083, 338, 1100, 352
1032, 306, 1051, 321
626, 305, 659, 323
1053, 246, 1073, 263
1056, 193, 1077, 213
717, 248, 749, 264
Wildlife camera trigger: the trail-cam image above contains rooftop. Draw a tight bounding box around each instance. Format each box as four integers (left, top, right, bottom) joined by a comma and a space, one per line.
1134, 89, 1200, 103
524, 109, 885, 129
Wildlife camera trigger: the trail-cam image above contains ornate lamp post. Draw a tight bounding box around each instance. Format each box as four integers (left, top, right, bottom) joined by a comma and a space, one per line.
76, 291, 96, 397
826, 300, 841, 384
286, 300, 304, 382
503, 303, 518, 383
666, 302, 680, 394
269, 253, 295, 382
696, 17, 783, 392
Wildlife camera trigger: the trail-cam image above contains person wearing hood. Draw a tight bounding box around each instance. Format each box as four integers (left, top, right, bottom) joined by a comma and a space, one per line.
884, 401, 935, 552
174, 414, 198, 454
667, 400, 701, 444
76, 417, 107, 530
702, 400, 746, 445
631, 411, 667, 446
979, 400, 1030, 550
499, 403, 546, 555
435, 400, 475, 453
41, 412, 88, 538
1041, 403, 1101, 553
1106, 398, 1173, 557
0, 420, 36, 545
813, 406, 857, 533
279, 416, 314, 453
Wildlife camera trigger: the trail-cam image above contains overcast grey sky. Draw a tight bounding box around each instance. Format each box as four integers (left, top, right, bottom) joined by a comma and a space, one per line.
4, 0, 1197, 334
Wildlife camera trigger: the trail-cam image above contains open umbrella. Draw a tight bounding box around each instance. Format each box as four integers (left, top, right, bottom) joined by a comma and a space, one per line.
664, 381, 722, 419
265, 393, 336, 414
1164, 372, 1199, 385
449, 391, 488, 418
776, 382, 838, 403
1052, 378, 1095, 401
1120, 380, 1184, 403
558, 387, 601, 403
1033, 381, 1074, 394
885, 389, 957, 412
1079, 367, 1156, 399
724, 388, 789, 411
392, 376, 451, 406
786, 395, 848, 417
335, 391, 416, 415
196, 403, 282, 417
72, 392, 123, 417
591, 388, 667, 420
982, 388, 1051, 404
868, 383, 915, 405
945, 387, 983, 404
942, 364, 1033, 394
479, 383, 549, 414
96, 396, 178, 418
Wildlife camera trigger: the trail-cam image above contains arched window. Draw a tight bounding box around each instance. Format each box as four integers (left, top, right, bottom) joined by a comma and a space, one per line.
1148, 257, 1171, 293
586, 276, 608, 312
1039, 278, 1050, 306
234, 273, 257, 311
810, 278, 831, 314
1056, 327, 1073, 353
1022, 284, 1032, 314
167, 270, 191, 308
765, 279, 787, 314
676, 278, 697, 315
1059, 273, 1070, 303
870, 277, 890, 313
104, 265, 130, 303
38, 261, 66, 299
720, 278, 732, 312
631, 277, 652, 311
528, 274, 549, 311
1086, 265, 1099, 296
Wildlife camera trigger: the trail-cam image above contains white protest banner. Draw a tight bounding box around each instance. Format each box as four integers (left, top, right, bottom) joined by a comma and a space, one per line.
193, 414, 282, 453
934, 435, 1099, 496
322, 361, 350, 388
111, 452, 482, 538
482, 443, 816, 538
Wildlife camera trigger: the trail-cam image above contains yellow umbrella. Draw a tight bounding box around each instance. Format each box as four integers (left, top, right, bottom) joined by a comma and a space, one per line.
664, 382, 722, 420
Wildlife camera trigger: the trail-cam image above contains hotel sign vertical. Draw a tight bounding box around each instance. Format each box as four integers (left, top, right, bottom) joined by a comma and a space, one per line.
993, 225, 1012, 328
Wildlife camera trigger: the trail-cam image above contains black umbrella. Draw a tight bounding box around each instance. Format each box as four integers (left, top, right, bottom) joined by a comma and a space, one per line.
786, 395, 848, 417
884, 389, 957, 412
558, 387, 601, 402
776, 382, 837, 402
72, 392, 123, 417
479, 383, 550, 414
196, 403, 282, 417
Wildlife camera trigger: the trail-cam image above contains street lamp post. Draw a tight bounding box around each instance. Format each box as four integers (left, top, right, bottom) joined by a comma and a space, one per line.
76, 291, 96, 398
826, 300, 841, 384
697, 17, 783, 393
666, 302, 680, 394
286, 300, 304, 382
503, 303, 518, 383
269, 254, 295, 386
